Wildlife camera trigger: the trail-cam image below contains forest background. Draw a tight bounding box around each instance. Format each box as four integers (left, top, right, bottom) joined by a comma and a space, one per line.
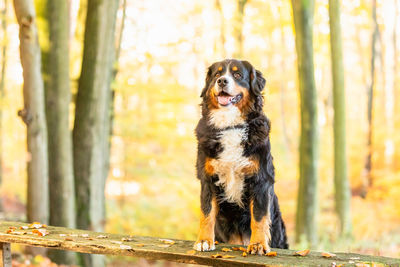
0, 0, 399, 266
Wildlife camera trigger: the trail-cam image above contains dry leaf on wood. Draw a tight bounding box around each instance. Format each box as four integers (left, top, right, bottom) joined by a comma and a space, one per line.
266, 251, 277, 257
321, 252, 336, 258
211, 254, 223, 258
294, 249, 310, 256
221, 248, 232, 252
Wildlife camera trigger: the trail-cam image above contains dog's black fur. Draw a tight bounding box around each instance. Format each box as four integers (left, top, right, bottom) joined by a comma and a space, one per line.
195, 59, 288, 251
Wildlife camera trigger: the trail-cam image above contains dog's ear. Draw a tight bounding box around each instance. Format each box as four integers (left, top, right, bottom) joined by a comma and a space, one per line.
200, 65, 214, 98
242, 61, 266, 95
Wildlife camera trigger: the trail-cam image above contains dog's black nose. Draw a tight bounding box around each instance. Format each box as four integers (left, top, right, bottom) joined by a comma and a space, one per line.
217, 77, 229, 87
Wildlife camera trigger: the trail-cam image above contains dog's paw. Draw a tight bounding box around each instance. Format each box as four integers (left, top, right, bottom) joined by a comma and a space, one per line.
193, 239, 215, 251
247, 242, 271, 255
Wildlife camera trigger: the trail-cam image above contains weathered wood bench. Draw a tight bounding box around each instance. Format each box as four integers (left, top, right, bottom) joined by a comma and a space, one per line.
0, 221, 399, 267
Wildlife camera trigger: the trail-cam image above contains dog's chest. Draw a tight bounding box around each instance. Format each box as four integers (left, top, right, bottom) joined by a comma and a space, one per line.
210, 127, 251, 207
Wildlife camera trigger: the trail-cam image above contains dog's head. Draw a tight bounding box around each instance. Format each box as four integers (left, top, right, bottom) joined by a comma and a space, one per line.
200, 59, 266, 115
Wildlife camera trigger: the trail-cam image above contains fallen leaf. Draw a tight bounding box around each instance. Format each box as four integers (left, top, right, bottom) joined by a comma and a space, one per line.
87, 238, 94, 240
221, 248, 232, 252
64, 238, 73, 241
239, 247, 247, 252
242, 252, 247, 257
266, 251, 277, 257
211, 254, 223, 258
355, 264, 371, 267
120, 244, 132, 250
159, 239, 175, 245
214, 241, 219, 245
96, 235, 108, 239
135, 243, 145, 247
157, 244, 172, 248
8, 226, 17, 230
6, 229, 15, 233
29, 222, 45, 229
122, 237, 134, 242
222, 255, 235, 258
19, 226, 29, 230
12, 231, 27, 235
294, 249, 310, 256
186, 250, 196, 255
232, 247, 241, 251
81, 234, 89, 238
322, 252, 336, 258
32, 229, 49, 237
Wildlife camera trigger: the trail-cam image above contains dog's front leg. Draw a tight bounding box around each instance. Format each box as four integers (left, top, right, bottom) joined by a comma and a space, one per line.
194, 179, 218, 251
247, 186, 272, 255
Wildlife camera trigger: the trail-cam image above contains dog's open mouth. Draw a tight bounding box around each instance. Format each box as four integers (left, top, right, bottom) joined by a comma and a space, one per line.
217, 92, 243, 106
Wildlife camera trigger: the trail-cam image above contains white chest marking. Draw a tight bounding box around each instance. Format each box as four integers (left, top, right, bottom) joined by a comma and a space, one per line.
210, 127, 251, 208
209, 106, 244, 129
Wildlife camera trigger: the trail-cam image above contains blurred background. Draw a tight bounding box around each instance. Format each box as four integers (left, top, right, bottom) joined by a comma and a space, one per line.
1, 0, 399, 266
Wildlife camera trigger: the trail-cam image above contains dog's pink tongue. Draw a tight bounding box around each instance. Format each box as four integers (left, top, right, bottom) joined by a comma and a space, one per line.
217, 96, 231, 105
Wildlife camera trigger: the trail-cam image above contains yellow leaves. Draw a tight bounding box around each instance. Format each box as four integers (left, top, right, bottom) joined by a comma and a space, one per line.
211, 253, 223, 258
266, 251, 277, 257
222, 255, 235, 258
32, 229, 49, 236
29, 222, 47, 229
294, 249, 310, 256
242, 252, 247, 257
96, 235, 108, 239
221, 247, 232, 252
159, 238, 175, 245
186, 250, 196, 255
122, 237, 134, 242
135, 243, 145, 247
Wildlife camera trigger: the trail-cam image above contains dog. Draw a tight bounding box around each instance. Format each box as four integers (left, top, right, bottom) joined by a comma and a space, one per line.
193, 59, 288, 255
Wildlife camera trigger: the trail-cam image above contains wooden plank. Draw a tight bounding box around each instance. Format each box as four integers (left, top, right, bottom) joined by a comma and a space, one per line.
0, 221, 399, 267
0, 242, 11, 267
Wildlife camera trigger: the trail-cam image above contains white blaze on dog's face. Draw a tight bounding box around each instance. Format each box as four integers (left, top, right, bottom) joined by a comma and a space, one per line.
202, 60, 250, 128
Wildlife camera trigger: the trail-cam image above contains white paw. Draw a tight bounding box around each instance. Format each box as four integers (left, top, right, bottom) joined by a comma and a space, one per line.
193, 240, 215, 251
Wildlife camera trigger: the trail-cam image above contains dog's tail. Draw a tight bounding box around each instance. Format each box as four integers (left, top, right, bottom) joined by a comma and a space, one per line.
270, 194, 289, 249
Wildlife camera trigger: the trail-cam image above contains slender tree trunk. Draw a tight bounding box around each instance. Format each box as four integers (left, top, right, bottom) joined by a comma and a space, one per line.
328, 0, 352, 237
45, 0, 76, 264
13, 0, 49, 224
291, 0, 319, 248
215, 0, 226, 58
362, 0, 379, 196
0, 0, 7, 206
233, 0, 247, 59
73, 0, 119, 266
382, 0, 396, 168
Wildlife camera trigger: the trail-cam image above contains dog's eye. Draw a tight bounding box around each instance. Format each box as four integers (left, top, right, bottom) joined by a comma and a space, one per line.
215, 73, 221, 78
233, 72, 242, 79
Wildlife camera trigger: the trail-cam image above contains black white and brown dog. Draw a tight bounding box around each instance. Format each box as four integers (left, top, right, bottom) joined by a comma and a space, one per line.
194, 59, 288, 255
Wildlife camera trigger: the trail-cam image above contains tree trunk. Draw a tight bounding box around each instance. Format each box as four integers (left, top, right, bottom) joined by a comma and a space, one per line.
73, 0, 119, 266
362, 0, 379, 196
382, 0, 396, 168
328, 0, 352, 238
291, 0, 318, 248
45, 0, 76, 264
233, 0, 247, 59
0, 0, 7, 209
13, 0, 49, 225
215, 0, 226, 58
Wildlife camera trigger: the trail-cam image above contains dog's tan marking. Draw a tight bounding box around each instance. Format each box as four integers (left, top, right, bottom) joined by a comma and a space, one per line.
236, 86, 254, 115
218, 66, 223, 71
232, 66, 238, 71
247, 200, 271, 255
241, 158, 259, 176
204, 157, 215, 175
194, 197, 218, 251
228, 234, 243, 245
207, 86, 219, 109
